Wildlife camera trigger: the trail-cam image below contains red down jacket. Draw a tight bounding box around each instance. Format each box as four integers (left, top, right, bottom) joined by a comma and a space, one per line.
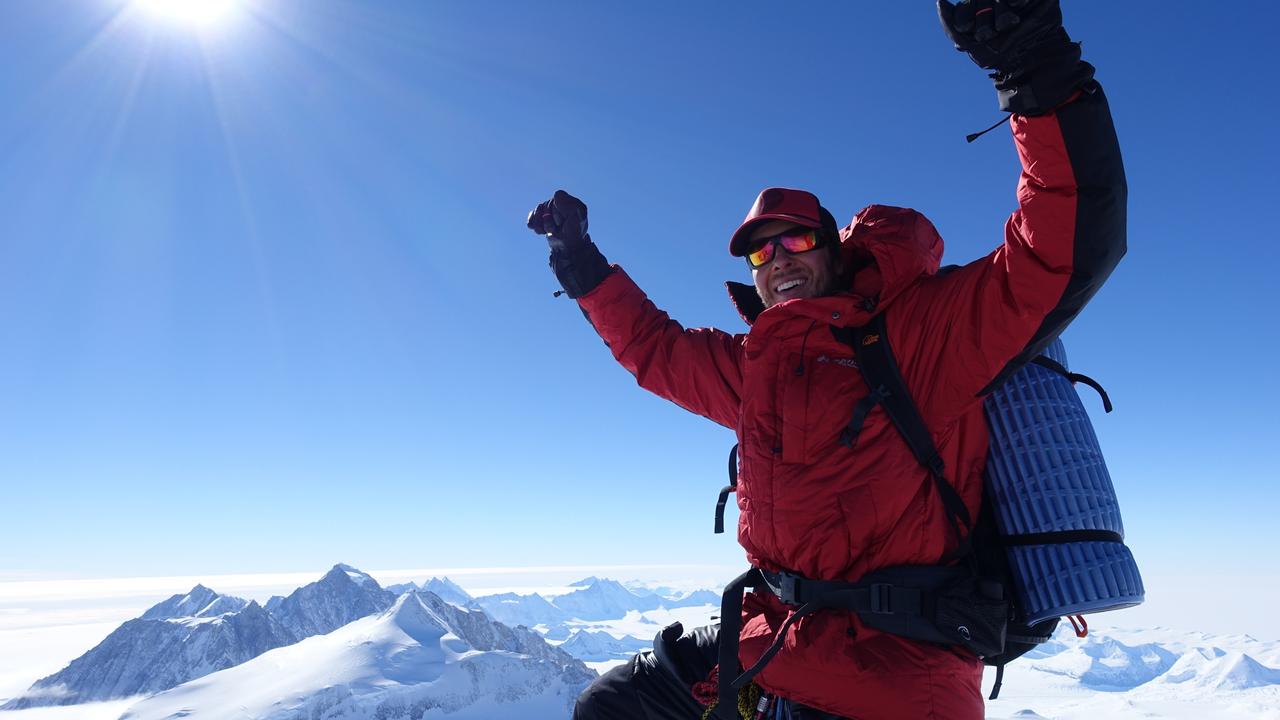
576, 89, 1125, 719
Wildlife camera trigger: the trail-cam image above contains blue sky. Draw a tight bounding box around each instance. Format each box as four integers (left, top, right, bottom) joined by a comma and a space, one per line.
1, 0, 1277, 630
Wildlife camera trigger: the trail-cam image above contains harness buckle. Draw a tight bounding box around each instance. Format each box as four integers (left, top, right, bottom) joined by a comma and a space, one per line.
869, 583, 894, 614
779, 573, 802, 605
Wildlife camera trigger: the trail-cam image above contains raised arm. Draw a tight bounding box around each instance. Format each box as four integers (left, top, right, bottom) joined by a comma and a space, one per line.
906, 0, 1127, 416
527, 191, 743, 428
980, 82, 1126, 392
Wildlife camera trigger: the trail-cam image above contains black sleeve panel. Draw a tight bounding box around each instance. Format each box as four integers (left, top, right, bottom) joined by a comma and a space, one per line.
979, 84, 1127, 394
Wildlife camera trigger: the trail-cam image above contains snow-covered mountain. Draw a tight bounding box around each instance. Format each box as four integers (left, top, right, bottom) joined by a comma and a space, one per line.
551, 578, 663, 620
469, 578, 716, 636
987, 626, 1280, 719
622, 583, 720, 608
0, 563, 397, 710
387, 577, 474, 607
139, 584, 248, 620
1162, 650, 1280, 691
474, 591, 570, 628
666, 589, 721, 608
119, 592, 596, 720
424, 576, 474, 606
1, 594, 289, 709
12, 567, 1280, 720
558, 630, 651, 662
270, 563, 394, 639
1016, 626, 1280, 692
1022, 634, 1180, 689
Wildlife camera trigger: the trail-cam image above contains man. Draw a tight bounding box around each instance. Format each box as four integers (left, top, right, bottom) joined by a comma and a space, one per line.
527, 2, 1125, 718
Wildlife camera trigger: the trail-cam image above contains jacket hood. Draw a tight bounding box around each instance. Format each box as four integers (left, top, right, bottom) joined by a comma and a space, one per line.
727, 204, 943, 325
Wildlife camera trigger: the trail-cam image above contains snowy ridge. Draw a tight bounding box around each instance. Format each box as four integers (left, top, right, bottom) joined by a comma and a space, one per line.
473, 591, 569, 628
1018, 626, 1280, 692
270, 563, 395, 639
424, 576, 474, 606
668, 589, 721, 607
1026, 635, 1179, 688
1, 598, 290, 709
551, 578, 663, 620
118, 592, 595, 720
387, 577, 476, 607
139, 585, 248, 620
469, 578, 717, 642
988, 626, 1280, 719
1, 563, 395, 709
558, 630, 650, 662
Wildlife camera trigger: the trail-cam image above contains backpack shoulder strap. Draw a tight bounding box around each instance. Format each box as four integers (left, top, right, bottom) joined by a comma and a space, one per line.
834, 314, 973, 549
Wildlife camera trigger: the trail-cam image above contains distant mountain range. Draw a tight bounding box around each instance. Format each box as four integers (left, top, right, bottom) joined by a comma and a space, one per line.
2, 563, 394, 709
26, 567, 1280, 720
0, 565, 718, 713
1014, 626, 1280, 693
560, 629, 651, 662
472, 576, 720, 629
384, 577, 474, 607
473, 591, 569, 628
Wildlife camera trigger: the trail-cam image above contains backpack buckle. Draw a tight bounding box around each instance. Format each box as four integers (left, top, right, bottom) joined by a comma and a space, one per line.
869, 583, 894, 614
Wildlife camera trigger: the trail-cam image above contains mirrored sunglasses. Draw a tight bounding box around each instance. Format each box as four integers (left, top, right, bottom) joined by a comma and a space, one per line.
745, 229, 822, 268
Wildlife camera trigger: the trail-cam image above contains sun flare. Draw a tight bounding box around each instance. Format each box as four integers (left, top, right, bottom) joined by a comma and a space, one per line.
131, 0, 241, 28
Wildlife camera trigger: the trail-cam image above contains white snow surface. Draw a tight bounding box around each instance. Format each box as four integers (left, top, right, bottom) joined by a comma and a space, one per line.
118, 593, 591, 720
983, 625, 1280, 720
335, 563, 375, 588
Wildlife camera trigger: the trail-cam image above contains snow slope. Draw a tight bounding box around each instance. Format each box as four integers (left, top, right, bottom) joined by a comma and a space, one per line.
1, 563, 396, 709
118, 592, 595, 720
0, 598, 289, 709
986, 625, 1280, 720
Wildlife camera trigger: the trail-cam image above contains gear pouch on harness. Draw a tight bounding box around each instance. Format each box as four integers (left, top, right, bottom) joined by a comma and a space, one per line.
854, 564, 1007, 659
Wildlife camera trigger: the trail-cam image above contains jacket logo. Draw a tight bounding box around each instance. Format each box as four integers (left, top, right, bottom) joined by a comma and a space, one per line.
816, 355, 859, 369
862, 334, 880, 346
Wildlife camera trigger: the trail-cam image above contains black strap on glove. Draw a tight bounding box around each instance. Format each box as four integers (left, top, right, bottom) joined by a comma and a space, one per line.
526, 189, 612, 299
938, 0, 1096, 115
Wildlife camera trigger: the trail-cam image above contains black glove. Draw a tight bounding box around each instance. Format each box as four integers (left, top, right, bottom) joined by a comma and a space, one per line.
937, 0, 1095, 115
527, 190, 611, 299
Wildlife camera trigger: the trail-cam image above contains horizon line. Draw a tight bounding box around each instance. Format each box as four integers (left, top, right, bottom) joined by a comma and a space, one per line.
0, 563, 740, 601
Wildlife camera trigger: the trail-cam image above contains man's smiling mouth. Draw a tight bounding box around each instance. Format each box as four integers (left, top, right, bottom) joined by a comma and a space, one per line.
775, 278, 807, 294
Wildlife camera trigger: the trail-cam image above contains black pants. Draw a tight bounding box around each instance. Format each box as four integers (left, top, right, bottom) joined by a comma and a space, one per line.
573, 623, 846, 720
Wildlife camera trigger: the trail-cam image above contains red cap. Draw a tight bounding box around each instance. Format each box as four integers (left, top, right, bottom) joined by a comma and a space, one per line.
729, 187, 825, 256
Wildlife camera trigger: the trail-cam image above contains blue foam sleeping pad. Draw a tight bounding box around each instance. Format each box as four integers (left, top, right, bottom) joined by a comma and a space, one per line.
983, 338, 1144, 624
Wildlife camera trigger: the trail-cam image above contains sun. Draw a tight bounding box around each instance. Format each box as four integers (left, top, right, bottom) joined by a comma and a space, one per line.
130, 0, 242, 28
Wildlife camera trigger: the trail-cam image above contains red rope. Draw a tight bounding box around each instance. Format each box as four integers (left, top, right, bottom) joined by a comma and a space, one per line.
691, 664, 719, 706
